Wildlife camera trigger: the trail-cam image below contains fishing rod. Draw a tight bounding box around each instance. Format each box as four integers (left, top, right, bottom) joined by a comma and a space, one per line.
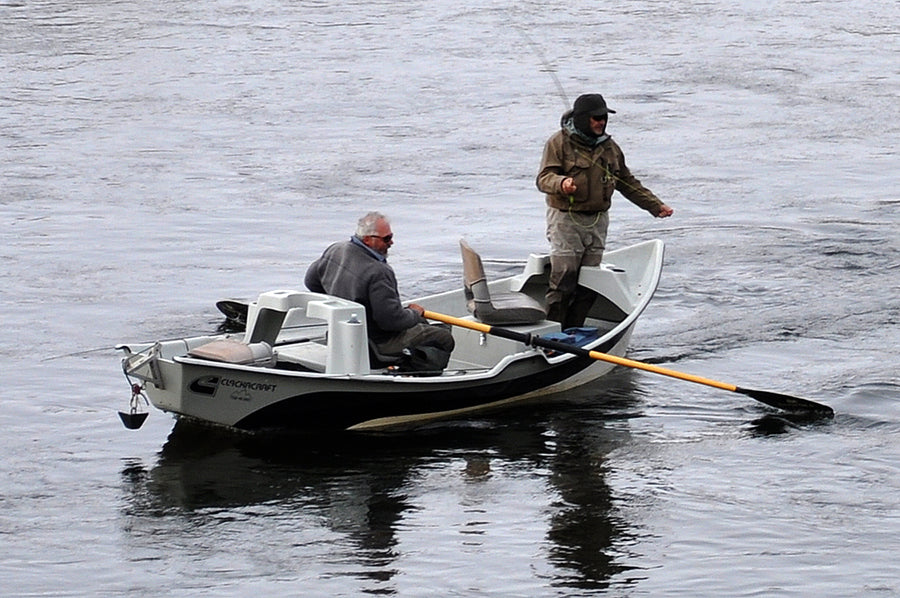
515, 25, 570, 110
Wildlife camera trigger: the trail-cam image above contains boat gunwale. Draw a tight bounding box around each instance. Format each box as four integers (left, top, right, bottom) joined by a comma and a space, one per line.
126, 239, 664, 384
166, 240, 663, 382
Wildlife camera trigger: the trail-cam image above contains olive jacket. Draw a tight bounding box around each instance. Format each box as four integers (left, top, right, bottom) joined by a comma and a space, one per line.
536, 112, 665, 215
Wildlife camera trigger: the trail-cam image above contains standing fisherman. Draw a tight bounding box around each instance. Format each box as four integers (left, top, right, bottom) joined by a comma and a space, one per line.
537, 93, 673, 329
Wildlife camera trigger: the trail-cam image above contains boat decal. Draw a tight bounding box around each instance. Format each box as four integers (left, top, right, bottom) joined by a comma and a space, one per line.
219, 378, 278, 393
188, 375, 278, 398
189, 375, 219, 396
229, 389, 253, 402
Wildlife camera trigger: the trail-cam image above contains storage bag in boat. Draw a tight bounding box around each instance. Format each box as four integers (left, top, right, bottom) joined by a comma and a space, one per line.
397, 344, 452, 376
541, 327, 600, 347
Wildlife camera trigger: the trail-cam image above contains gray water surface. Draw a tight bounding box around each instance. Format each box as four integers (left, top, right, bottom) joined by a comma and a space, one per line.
2, 1, 899, 596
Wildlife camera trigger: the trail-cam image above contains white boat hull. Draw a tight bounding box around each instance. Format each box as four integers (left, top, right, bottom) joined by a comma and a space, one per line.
118, 240, 663, 432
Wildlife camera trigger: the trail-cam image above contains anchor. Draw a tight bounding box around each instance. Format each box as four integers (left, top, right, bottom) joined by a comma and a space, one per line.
118, 382, 149, 430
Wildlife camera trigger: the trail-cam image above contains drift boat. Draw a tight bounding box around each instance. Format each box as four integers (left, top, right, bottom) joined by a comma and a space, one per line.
117, 239, 665, 432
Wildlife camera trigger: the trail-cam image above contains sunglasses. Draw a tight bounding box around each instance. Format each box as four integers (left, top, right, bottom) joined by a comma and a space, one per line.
590, 114, 609, 121
371, 234, 393, 243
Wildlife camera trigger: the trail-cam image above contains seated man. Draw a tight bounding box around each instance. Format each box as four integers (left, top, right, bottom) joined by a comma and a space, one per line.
304, 211, 455, 365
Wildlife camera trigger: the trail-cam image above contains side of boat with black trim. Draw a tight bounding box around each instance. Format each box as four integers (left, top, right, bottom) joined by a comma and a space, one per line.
117, 240, 665, 431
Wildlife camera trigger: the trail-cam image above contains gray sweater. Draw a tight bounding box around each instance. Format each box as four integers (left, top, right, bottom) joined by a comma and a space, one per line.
304, 238, 420, 343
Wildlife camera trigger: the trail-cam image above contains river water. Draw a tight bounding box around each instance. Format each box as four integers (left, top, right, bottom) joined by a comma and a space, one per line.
2, 1, 898, 596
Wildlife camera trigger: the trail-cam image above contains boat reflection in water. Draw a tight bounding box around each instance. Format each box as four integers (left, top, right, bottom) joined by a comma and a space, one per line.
118, 373, 644, 592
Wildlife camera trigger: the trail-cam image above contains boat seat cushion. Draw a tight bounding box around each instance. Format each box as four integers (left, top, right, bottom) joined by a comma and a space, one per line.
274, 342, 328, 372
460, 239, 547, 325
188, 339, 274, 366
465, 292, 548, 326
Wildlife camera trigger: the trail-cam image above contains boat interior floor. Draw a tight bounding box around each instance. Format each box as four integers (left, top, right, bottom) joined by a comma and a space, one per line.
270, 315, 621, 375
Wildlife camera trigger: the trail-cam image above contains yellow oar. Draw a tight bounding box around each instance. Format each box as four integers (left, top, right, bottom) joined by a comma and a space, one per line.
424, 310, 834, 418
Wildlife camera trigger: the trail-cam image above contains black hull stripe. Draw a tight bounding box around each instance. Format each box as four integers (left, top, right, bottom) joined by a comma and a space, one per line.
235, 331, 626, 431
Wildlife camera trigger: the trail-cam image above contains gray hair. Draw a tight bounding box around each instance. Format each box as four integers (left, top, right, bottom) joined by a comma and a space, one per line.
355, 211, 388, 237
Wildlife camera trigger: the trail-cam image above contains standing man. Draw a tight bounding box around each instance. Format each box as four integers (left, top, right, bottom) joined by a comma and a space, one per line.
537, 93, 673, 329
304, 211, 455, 362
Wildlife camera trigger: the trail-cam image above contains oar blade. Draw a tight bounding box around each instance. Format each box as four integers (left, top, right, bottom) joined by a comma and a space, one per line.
736, 387, 834, 418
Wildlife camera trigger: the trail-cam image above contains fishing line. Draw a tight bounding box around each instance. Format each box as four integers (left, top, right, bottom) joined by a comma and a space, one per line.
566, 208, 602, 229
41, 346, 117, 362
